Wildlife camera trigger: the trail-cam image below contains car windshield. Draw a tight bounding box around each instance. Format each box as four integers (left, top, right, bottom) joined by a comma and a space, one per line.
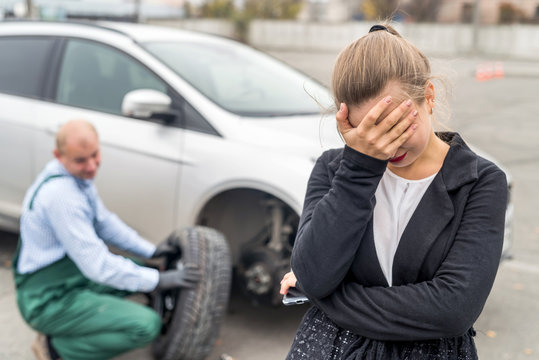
142, 39, 333, 117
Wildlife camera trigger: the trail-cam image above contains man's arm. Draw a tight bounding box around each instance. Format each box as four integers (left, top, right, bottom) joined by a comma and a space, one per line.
46, 183, 159, 292
91, 189, 156, 259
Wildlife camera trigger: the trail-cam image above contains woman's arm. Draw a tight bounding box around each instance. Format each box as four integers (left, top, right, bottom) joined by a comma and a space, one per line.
311, 167, 507, 341
291, 146, 387, 298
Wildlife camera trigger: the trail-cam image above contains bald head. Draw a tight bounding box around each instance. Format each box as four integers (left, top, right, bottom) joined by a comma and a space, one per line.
56, 120, 99, 155
54, 120, 101, 179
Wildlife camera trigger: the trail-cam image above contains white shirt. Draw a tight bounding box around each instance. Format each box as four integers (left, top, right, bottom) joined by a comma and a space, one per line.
373, 168, 437, 286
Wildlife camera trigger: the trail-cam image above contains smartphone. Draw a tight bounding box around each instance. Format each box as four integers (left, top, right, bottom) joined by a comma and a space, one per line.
282, 287, 309, 306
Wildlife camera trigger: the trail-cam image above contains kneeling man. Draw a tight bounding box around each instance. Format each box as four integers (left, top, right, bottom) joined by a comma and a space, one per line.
13, 120, 199, 360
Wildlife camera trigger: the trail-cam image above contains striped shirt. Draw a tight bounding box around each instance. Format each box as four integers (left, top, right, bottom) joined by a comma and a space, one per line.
18, 159, 159, 292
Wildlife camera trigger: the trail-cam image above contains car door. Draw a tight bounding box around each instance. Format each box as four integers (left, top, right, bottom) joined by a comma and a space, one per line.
32, 37, 185, 242
0, 36, 58, 231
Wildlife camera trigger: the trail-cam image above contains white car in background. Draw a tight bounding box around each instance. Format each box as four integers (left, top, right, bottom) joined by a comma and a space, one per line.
0, 20, 513, 306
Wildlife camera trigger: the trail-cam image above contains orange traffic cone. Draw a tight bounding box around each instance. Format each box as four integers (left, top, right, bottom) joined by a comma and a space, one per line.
494, 61, 505, 79
484, 62, 494, 80
476, 63, 494, 82
476, 63, 487, 82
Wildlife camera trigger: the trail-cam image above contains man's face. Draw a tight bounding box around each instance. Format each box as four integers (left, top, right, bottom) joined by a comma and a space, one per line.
56, 134, 101, 180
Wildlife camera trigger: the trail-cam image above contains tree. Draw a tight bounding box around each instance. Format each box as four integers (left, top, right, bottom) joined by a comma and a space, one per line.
25, 0, 32, 17
201, 0, 235, 18
498, 2, 524, 24
195, 0, 303, 43
183, 1, 194, 18
360, 0, 400, 21
244, 0, 302, 20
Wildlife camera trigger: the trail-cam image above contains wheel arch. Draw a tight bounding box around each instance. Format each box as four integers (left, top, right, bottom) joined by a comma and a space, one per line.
192, 182, 301, 266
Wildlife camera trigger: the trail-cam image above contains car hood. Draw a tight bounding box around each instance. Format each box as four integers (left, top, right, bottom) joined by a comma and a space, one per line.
227, 114, 343, 160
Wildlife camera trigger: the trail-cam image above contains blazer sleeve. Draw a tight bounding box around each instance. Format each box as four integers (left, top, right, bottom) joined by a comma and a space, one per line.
291, 145, 387, 298
310, 166, 508, 341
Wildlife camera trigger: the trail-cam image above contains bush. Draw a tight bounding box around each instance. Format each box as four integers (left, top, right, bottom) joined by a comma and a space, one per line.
498, 2, 524, 24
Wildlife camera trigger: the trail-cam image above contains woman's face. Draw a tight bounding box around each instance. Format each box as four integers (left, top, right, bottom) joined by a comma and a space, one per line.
347, 83, 434, 169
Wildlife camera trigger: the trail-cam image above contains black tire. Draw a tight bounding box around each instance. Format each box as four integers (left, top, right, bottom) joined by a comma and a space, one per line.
152, 226, 232, 360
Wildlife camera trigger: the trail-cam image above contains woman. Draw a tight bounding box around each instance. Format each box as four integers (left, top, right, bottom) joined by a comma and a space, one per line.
280, 24, 507, 359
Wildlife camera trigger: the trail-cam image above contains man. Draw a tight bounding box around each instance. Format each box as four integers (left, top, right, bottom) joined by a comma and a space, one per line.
13, 120, 200, 360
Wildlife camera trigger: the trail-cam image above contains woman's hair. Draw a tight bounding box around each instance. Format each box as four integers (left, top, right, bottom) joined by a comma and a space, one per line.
332, 24, 432, 108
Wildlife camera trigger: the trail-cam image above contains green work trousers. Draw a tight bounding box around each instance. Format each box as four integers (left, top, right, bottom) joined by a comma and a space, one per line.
14, 256, 162, 360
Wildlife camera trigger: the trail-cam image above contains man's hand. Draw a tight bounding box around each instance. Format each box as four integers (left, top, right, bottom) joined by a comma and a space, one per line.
156, 264, 201, 291
152, 240, 178, 258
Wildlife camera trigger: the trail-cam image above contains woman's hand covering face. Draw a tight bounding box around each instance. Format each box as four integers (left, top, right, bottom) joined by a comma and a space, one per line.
336, 97, 418, 160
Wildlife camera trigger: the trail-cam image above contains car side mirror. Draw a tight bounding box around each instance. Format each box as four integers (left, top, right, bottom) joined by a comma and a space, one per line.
122, 89, 174, 121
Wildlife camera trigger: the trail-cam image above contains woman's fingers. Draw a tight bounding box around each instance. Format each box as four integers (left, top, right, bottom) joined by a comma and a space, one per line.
281, 272, 291, 282
393, 121, 418, 148
380, 107, 418, 145
384, 117, 419, 156
280, 278, 292, 294
336, 103, 352, 136
360, 95, 393, 129
280, 271, 294, 285
373, 98, 414, 136
280, 271, 297, 294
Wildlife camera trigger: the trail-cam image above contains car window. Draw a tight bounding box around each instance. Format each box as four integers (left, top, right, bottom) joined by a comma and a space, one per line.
56, 39, 167, 115
0, 37, 55, 98
182, 100, 217, 135
143, 40, 333, 117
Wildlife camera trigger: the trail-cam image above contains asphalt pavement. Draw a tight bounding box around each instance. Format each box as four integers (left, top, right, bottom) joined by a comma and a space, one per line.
1, 52, 539, 360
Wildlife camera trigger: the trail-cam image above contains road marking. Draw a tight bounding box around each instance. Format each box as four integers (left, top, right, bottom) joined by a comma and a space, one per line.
502, 260, 539, 275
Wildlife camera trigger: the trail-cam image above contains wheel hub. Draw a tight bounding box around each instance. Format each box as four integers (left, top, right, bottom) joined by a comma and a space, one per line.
244, 262, 273, 295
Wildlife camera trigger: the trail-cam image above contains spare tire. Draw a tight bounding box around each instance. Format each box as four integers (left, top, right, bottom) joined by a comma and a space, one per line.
151, 226, 232, 360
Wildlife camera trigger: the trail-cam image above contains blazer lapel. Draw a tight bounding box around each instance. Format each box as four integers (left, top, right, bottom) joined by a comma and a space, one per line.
391, 174, 454, 285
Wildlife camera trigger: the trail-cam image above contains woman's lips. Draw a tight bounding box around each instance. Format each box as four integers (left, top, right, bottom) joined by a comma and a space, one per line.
389, 152, 407, 163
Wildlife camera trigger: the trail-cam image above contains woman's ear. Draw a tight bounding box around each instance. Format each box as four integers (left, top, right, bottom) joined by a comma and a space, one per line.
425, 82, 435, 114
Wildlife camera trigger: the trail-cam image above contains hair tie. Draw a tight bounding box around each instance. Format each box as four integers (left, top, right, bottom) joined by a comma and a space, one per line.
369, 25, 388, 33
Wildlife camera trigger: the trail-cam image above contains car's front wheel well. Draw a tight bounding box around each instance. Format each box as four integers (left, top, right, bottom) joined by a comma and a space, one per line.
196, 188, 298, 265
196, 188, 299, 305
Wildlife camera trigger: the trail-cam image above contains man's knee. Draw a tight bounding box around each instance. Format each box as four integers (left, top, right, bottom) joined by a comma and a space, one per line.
131, 308, 162, 344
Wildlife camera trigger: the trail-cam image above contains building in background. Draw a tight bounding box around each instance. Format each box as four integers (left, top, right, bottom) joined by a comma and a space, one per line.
437, 0, 539, 24
299, 0, 539, 24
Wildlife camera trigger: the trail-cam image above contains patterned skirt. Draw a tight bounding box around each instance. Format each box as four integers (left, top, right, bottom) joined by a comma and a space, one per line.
286, 307, 478, 360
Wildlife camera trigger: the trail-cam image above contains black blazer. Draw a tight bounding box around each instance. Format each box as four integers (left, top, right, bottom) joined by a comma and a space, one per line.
291, 132, 507, 342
